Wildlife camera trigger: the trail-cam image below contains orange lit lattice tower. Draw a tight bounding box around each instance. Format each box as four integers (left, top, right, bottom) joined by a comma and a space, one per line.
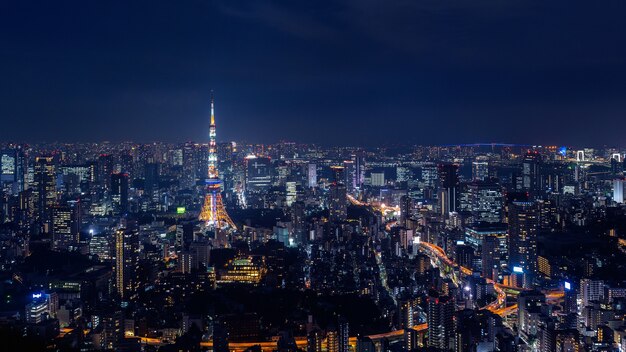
199, 95, 236, 229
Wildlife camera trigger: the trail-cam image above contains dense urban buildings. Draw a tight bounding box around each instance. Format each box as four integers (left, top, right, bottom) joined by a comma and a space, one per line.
2, 131, 626, 351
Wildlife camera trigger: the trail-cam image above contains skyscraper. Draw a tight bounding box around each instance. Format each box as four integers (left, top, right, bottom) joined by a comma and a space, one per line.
519, 151, 541, 198
33, 156, 56, 227
1, 148, 23, 194
111, 172, 129, 214
328, 183, 347, 222
307, 163, 317, 188
438, 163, 459, 218
97, 154, 114, 191
508, 201, 538, 287
472, 156, 489, 181
467, 179, 504, 224
115, 228, 139, 301
52, 201, 81, 250
427, 292, 455, 351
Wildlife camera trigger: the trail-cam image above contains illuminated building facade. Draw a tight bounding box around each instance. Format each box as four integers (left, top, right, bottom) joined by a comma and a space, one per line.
217, 257, 266, 285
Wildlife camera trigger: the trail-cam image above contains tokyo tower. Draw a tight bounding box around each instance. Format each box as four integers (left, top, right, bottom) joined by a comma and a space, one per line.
199, 94, 236, 229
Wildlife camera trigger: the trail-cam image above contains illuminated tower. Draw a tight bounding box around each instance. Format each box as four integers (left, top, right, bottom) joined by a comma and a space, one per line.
200, 95, 236, 229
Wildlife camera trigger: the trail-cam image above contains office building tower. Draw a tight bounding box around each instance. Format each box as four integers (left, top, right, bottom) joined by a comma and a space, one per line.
245, 156, 272, 192
52, 202, 81, 249
580, 279, 604, 307
427, 292, 455, 351
399, 195, 412, 227
508, 201, 538, 287
144, 162, 160, 198
467, 179, 504, 224
307, 329, 323, 352
328, 183, 347, 222
517, 290, 545, 341
90, 234, 111, 261
97, 154, 114, 190
438, 163, 459, 218
370, 172, 385, 187
352, 152, 365, 190
291, 201, 306, 244
286, 181, 297, 206
520, 151, 541, 198
481, 235, 500, 280
111, 172, 129, 214
33, 156, 57, 226
472, 157, 489, 181
307, 163, 317, 188
1, 148, 23, 194
613, 178, 624, 203
115, 228, 140, 301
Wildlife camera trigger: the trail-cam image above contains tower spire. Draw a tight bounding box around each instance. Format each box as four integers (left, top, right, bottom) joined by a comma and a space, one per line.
200, 92, 236, 234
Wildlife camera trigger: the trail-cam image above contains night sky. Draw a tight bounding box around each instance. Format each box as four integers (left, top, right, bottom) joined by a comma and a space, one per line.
1, 1, 626, 146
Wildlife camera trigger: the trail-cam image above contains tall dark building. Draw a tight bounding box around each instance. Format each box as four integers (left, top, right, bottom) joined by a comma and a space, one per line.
508, 201, 538, 287
115, 228, 139, 301
399, 195, 412, 227
519, 152, 541, 198
33, 156, 57, 227
438, 164, 459, 218
144, 163, 160, 198
427, 292, 455, 351
111, 172, 129, 214
481, 235, 500, 280
291, 201, 306, 244
97, 154, 114, 191
328, 183, 347, 222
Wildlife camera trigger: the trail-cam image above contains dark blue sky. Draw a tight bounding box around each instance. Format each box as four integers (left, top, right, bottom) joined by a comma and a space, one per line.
1, 0, 625, 146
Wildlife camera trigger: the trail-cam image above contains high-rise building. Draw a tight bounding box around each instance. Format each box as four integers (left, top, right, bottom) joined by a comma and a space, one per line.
97, 154, 114, 191
519, 152, 541, 198
338, 318, 349, 352
245, 156, 272, 192
115, 228, 139, 301
613, 178, 624, 203
286, 181, 297, 206
508, 201, 538, 287
467, 179, 503, 224
328, 183, 347, 222
52, 202, 81, 249
291, 201, 306, 244
370, 172, 385, 187
517, 290, 545, 341
438, 163, 459, 218
33, 156, 57, 226
481, 235, 500, 280
111, 172, 129, 213
352, 152, 365, 190
399, 195, 412, 227
144, 163, 160, 198
472, 157, 489, 181
427, 292, 455, 351
1, 148, 23, 194
307, 163, 317, 188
